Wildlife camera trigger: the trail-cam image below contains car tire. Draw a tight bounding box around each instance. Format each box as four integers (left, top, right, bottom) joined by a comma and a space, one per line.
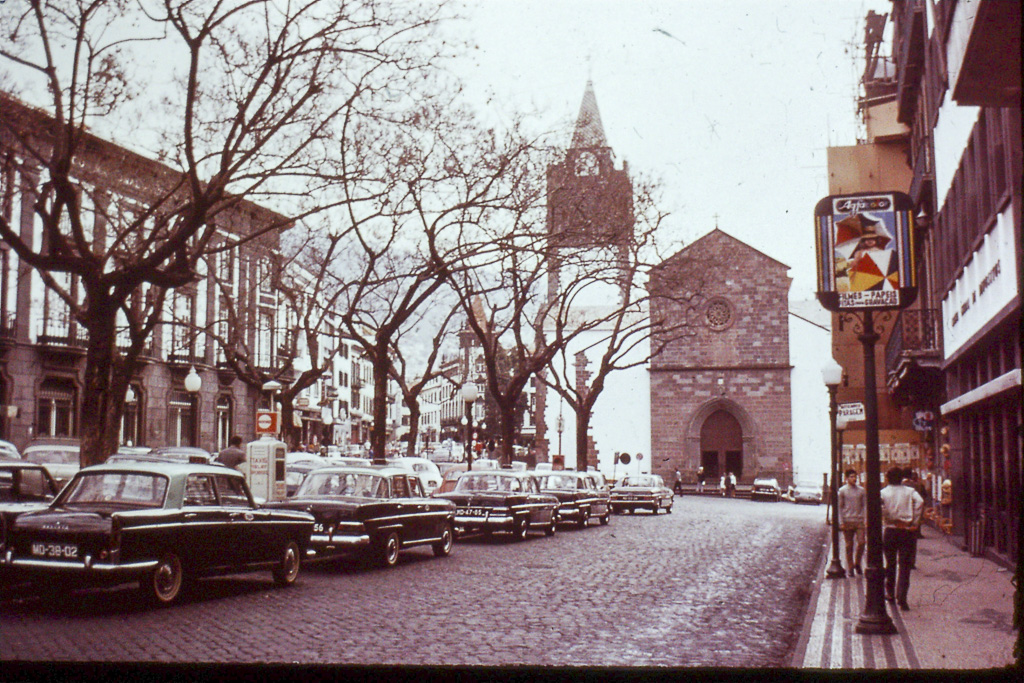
577, 509, 589, 529
374, 531, 401, 567
544, 516, 556, 537
512, 517, 529, 541
145, 552, 184, 605
666, 504, 672, 514
600, 510, 610, 525
272, 541, 301, 586
432, 523, 454, 557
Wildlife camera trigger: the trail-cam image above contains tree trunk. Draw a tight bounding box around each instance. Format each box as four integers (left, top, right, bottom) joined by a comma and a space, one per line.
370, 347, 390, 464
404, 404, 421, 458
79, 309, 123, 467
498, 403, 518, 467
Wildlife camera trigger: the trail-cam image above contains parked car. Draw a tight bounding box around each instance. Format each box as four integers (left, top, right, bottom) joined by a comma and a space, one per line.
285, 453, 329, 497
791, 483, 823, 505
751, 477, 782, 502
433, 470, 559, 540
266, 465, 455, 568
0, 439, 20, 460
609, 474, 674, 514
387, 457, 443, 494
1, 462, 314, 605
534, 471, 611, 528
434, 465, 466, 494
21, 439, 81, 487
149, 446, 214, 464
0, 462, 63, 562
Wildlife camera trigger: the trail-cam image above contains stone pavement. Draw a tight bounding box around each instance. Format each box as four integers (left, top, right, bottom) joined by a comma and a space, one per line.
792, 522, 1018, 670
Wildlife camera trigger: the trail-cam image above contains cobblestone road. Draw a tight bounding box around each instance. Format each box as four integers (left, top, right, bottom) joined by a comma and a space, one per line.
0, 495, 827, 667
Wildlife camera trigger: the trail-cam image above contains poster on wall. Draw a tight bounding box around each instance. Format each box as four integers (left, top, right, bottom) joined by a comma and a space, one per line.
814, 192, 917, 311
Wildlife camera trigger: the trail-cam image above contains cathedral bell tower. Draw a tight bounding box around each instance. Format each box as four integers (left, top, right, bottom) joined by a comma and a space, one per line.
546, 81, 634, 302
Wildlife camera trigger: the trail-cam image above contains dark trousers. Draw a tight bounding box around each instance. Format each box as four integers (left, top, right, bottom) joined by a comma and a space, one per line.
883, 527, 915, 603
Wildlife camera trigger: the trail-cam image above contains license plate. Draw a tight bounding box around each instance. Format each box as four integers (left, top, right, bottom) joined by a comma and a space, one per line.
31, 542, 79, 559
463, 508, 488, 517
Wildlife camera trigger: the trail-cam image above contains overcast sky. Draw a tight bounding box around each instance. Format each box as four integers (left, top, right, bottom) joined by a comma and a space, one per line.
451, 0, 890, 302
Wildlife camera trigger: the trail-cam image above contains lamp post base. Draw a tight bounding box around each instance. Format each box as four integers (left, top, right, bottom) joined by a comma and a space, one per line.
825, 557, 847, 579
855, 566, 897, 634
855, 612, 898, 635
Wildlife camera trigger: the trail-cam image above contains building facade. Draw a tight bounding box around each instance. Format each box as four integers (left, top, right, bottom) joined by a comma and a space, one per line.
649, 229, 794, 487
830, 2, 1020, 566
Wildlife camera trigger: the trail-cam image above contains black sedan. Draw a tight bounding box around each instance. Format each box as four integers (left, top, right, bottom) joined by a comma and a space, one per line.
1, 462, 63, 563
2, 462, 314, 605
433, 470, 559, 540
534, 471, 611, 528
266, 466, 456, 568
609, 474, 674, 514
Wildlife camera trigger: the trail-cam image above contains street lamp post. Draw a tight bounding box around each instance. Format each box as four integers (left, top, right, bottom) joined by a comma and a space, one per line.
184, 366, 202, 447
321, 405, 334, 446
461, 382, 477, 470
556, 413, 564, 464
822, 359, 846, 580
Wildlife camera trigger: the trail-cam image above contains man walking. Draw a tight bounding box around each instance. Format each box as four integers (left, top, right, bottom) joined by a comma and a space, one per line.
837, 469, 866, 575
218, 435, 247, 470
880, 467, 924, 610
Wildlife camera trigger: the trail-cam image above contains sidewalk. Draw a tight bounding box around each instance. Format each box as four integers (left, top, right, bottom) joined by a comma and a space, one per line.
792, 523, 1018, 670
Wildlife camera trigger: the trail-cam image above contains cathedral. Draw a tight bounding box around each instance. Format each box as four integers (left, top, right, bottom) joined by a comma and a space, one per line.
537, 82, 794, 486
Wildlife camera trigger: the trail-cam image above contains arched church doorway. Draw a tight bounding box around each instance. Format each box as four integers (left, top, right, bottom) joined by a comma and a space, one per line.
699, 410, 743, 482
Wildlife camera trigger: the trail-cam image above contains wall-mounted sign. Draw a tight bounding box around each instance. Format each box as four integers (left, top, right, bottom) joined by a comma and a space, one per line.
941, 205, 1018, 359
839, 402, 865, 421
815, 192, 917, 311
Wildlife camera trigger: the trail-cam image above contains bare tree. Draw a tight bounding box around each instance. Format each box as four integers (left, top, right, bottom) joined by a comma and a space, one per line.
539, 177, 711, 471
0, 0, 451, 465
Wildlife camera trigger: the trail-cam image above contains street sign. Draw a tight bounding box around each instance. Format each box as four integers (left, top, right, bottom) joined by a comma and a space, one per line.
255, 410, 279, 435
839, 402, 865, 421
619, 453, 631, 465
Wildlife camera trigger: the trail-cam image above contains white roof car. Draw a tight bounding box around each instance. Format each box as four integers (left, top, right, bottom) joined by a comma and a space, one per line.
0, 439, 20, 460
387, 457, 443, 493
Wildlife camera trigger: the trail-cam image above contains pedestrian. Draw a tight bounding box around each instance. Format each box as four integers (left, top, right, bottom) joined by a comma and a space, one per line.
727, 471, 736, 498
880, 466, 924, 611
837, 468, 866, 575
217, 435, 246, 470
719, 474, 727, 497
903, 469, 928, 569
697, 466, 705, 494
673, 468, 682, 495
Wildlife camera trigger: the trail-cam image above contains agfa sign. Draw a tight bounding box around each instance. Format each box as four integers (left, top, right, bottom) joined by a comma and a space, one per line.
814, 191, 917, 312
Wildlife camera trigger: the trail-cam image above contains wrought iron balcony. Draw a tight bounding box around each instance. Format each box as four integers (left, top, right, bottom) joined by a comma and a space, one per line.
886, 307, 943, 404
0, 311, 16, 341
37, 321, 88, 349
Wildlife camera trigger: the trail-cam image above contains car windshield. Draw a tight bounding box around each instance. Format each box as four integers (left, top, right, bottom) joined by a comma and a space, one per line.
537, 474, 577, 489
297, 472, 386, 498
25, 449, 78, 465
454, 473, 517, 492
60, 472, 168, 508
620, 476, 656, 488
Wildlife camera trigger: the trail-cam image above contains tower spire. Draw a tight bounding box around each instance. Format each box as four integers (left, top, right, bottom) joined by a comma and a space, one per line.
570, 80, 608, 149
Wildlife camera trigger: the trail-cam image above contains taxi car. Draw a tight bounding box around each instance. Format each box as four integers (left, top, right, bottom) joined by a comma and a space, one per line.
609, 474, 674, 514
534, 471, 611, 528
2, 462, 314, 605
1, 462, 62, 565
791, 482, 823, 505
267, 466, 456, 568
21, 439, 81, 487
433, 470, 559, 540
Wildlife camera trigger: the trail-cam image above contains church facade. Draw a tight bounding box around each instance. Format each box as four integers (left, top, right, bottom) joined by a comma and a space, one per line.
649, 230, 794, 486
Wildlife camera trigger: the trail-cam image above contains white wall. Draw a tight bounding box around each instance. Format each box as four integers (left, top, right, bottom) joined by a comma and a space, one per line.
788, 298, 834, 485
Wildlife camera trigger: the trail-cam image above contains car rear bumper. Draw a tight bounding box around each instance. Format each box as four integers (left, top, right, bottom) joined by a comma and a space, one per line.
454, 513, 513, 529
307, 533, 371, 554
3, 551, 158, 576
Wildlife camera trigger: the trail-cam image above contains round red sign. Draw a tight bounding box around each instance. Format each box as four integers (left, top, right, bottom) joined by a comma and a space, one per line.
256, 413, 273, 430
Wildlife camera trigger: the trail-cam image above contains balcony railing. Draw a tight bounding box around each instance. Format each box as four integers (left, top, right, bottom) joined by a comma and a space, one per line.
0, 311, 16, 340
885, 307, 941, 376
37, 320, 88, 348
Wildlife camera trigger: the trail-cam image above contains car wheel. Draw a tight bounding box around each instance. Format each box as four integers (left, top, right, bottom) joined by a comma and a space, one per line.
374, 532, 401, 567
600, 510, 610, 525
145, 552, 184, 605
666, 504, 673, 514
272, 541, 301, 586
512, 517, 529, 541
545, 516, 557, 537
577, 509, 589, 529
432, 523, 454, 557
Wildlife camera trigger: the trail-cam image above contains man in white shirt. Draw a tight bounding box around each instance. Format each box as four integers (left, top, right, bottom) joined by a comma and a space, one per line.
880, 467, 924, 611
